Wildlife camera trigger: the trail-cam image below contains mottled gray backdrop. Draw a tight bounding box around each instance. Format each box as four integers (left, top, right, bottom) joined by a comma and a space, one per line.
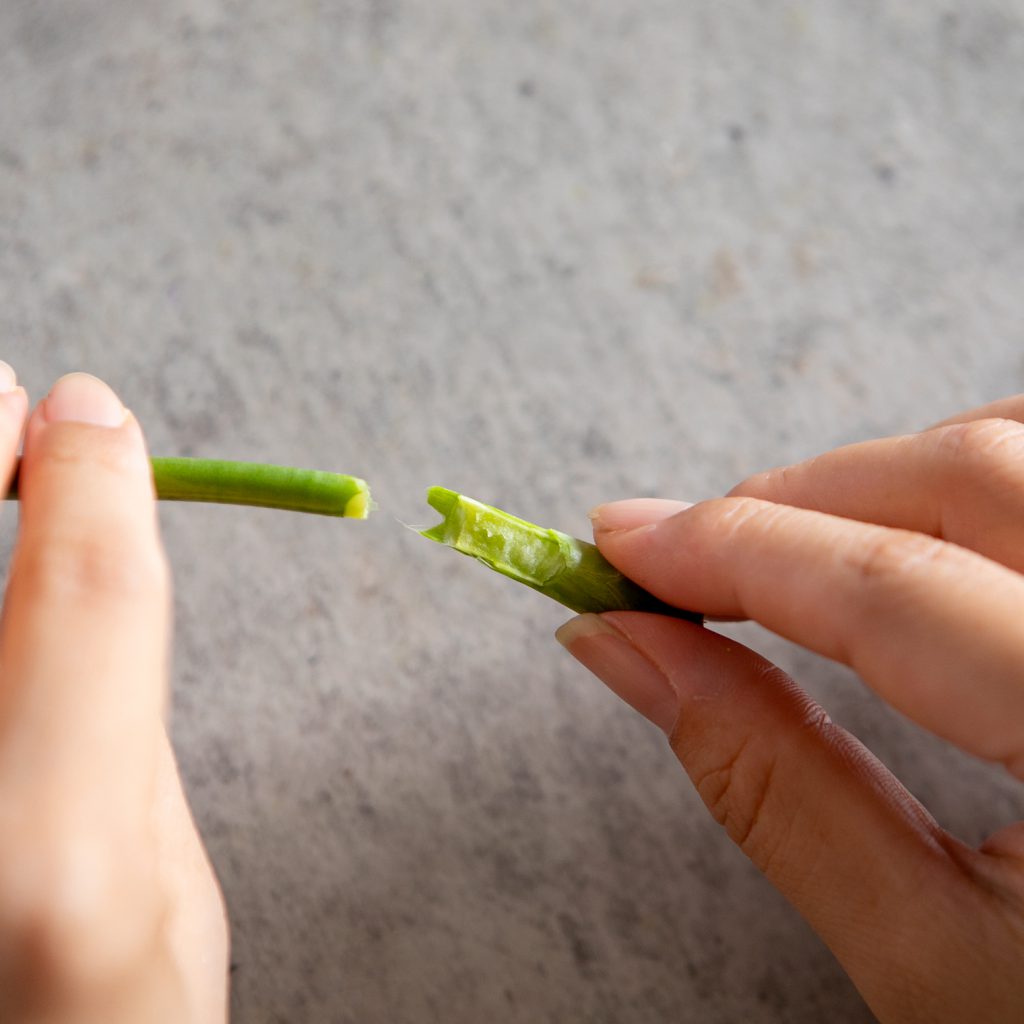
3, 2, 1024, 1021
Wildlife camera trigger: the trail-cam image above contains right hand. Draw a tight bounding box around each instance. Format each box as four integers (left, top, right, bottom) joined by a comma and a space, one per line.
559, 395, 1024, 1022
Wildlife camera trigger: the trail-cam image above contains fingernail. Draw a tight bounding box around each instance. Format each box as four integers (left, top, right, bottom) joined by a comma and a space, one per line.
556, 613, 678, 733
43, 373, 126, 428
0, 361, 16, 393
590, 498, 693, 534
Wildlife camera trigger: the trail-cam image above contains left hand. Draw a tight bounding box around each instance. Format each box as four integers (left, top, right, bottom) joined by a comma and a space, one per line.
0, 368, 228, 1023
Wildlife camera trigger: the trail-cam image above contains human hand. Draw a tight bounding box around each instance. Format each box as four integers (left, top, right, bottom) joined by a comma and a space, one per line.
0, 369, 227, 1022
557, 396, 1024, 1022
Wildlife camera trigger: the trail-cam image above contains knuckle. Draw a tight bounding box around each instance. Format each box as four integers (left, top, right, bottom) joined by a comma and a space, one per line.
690, 731, 781, 868
849, 528, 947, 587
936, 418, 1024, 473
15, 531, 169, 607
713, 495, 782, 539
775, 461, 800, 493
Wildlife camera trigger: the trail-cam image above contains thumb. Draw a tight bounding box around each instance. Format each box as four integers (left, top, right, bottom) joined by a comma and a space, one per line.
557, 612, 1011, 1023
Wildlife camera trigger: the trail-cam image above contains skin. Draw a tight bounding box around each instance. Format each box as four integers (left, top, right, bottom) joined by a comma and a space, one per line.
558, 398, 1024, 1022
0, 368, 227, 1023
3, 364, 1021, 1020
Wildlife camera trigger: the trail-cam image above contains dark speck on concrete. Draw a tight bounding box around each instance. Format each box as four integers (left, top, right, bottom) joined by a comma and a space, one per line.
874, 163, 897, 184
756, 970, 791, 1012
0, 147, 25, 172
581, 426, 615, 459
558, 912, 598, 975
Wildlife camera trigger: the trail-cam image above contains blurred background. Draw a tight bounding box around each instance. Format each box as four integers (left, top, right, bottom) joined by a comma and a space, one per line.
3, 2, 1023, 1021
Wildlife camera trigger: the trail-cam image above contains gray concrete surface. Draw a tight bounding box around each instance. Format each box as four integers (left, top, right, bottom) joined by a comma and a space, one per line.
3, 2, 1024, 1021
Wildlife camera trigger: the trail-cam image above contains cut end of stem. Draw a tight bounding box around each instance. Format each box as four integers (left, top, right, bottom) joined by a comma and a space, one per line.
148, 458, 374, 518
421, 485, 702, 622
343, 482, 374, 519
422, 486, 462, 541
9, 456, 373, 519
421, 486, 559, 586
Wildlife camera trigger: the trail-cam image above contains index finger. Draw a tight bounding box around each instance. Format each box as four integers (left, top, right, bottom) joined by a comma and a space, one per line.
0, 374, 170, 829
592, 497, 1024, 777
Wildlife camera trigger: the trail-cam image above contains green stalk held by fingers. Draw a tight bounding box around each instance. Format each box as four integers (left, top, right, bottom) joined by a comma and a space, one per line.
6, 462, 695, 618
422, 486, 702, 622
5, 457, 373, 519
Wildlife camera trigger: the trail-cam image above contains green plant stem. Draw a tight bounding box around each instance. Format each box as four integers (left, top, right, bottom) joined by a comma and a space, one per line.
421, 486, 701, 621
5, 457, 372, 518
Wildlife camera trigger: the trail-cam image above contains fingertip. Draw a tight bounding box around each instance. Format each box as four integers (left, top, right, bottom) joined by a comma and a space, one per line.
0, 384, 29, 423
18, 395, 153, 527
589, 498, 693, 534
0, 386, 29, 496
40, 373, 128, 429
0, 360, 16, 392
0, 362, 28, 485
0, 361, 27, 412
601, 609, 746, 704
557, 612, 681, 733
555, 612, 610, 649
23, 375, 146, 471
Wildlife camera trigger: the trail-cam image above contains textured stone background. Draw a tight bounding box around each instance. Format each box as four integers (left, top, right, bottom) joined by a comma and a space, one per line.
3, 2, 1024, 1021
